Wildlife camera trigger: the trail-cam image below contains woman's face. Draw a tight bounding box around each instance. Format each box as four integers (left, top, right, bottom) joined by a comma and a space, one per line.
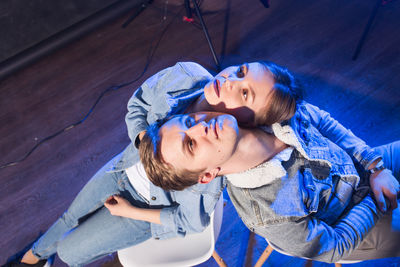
203, 62, 275, 126
159, 112, 239, 174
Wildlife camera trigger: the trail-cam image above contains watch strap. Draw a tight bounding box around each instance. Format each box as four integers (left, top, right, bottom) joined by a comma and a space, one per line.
369, 159, 385, 174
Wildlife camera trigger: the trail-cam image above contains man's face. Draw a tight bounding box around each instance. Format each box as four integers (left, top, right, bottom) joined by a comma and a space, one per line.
159, 112, 239, 177
203, 62, 275, 125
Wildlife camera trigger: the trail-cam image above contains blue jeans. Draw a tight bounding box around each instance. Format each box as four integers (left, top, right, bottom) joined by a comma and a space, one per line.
32, 157, 152, 266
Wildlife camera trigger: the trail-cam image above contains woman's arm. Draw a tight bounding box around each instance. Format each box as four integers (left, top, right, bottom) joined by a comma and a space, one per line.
303, 102, 381, 170
369, 168, 399, 212
303, 102, 398, 210
125, 62, 212, 147
257, 195, 383, 263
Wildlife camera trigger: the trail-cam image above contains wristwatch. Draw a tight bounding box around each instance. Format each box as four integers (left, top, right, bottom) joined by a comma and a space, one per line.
369, 159, 385, 174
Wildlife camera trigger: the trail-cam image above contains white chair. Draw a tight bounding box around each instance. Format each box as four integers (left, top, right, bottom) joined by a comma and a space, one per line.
118, 195, 226, 267
255, 239, 361, 267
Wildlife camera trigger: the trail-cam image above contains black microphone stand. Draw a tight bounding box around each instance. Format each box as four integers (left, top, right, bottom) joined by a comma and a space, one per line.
352, 0, 394, 60
122, 0, 220, 70
184, 0, 220, 70
121, 1, 152, 28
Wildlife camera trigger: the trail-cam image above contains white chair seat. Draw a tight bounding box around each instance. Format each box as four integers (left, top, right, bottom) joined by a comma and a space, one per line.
268, 240, 361, 263
118, 195, 224, 267
255, 239, 361, 267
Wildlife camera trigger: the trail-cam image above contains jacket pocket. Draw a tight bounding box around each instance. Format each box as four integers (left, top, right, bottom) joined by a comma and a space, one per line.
301, 167, 319, 213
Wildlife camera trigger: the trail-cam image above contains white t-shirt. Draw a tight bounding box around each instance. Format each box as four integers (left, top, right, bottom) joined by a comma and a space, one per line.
125, 161, 151, 201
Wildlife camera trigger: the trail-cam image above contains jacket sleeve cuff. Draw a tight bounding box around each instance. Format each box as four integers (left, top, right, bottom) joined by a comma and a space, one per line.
131, 123, 149, 149
354, 149, 383, 170
160, 206, 178, 228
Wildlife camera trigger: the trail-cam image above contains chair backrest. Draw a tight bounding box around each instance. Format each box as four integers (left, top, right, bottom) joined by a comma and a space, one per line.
118, 194, 224, 267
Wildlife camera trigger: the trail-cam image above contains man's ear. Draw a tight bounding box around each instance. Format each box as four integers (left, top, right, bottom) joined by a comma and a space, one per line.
198, 168, 221, 184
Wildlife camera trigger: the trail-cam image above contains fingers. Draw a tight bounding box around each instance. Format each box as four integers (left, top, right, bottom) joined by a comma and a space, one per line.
104, 196, 119, 215
105, 195, 124, 206
104, 200, 111, 210
104, 195, 129, 207
375, 190, 387, 213
112, 195, 123, 201
386, 189, 398, 211
382, 179, 399, 211
390, 198, 398, 210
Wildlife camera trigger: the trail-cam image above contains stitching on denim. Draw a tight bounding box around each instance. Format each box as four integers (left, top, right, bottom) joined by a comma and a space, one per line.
32, 241, 56, 260
244, 188, 264, 226
66, 227, 151, 266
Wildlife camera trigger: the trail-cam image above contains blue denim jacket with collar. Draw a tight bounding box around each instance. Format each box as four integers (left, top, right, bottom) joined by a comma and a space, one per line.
112, 62, 226, 240
227, 101, 383, 263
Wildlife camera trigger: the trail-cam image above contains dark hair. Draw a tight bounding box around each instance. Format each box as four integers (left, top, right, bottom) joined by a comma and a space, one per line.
139, 118, 204, 191
256, 61, 303, 125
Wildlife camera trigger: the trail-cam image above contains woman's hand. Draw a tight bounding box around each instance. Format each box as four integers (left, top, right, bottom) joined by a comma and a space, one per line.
369, 169, 399, 212
104, 195, 134, 218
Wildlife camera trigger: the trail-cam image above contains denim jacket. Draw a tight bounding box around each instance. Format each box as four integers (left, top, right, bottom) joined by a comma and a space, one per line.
112, 62, 226, 239
227, 101, 383, 263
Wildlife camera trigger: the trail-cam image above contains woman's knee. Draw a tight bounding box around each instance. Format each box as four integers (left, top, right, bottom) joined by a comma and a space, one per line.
57, 241, 76, 266
57, 233, 90, 266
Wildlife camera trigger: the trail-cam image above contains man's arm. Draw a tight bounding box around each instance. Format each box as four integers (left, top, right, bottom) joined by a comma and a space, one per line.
104, 193, 212, 231
104, 179, 225, 238
104, 195, 161, 224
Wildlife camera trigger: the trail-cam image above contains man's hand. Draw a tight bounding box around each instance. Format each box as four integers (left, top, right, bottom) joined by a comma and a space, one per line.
369, 169, 399, 212
104, 195, 134, 218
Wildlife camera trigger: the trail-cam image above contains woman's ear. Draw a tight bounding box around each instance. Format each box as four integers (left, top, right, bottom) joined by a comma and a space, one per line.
198, 168, 221, 184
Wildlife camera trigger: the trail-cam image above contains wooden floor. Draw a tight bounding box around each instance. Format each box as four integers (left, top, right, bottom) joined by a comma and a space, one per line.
1, 0, 399, 266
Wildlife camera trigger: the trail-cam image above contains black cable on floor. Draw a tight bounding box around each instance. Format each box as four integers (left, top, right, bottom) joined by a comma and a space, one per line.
0, 4, 184, 170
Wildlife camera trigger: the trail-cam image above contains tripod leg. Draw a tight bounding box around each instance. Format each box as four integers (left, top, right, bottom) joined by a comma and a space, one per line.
122, 1, 150, 28
184, 0, 193, 19
352, 0, 381, 60
191, 0, 221, 70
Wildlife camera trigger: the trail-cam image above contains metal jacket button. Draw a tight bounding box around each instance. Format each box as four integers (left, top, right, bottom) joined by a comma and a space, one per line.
301, 120, 310, 128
